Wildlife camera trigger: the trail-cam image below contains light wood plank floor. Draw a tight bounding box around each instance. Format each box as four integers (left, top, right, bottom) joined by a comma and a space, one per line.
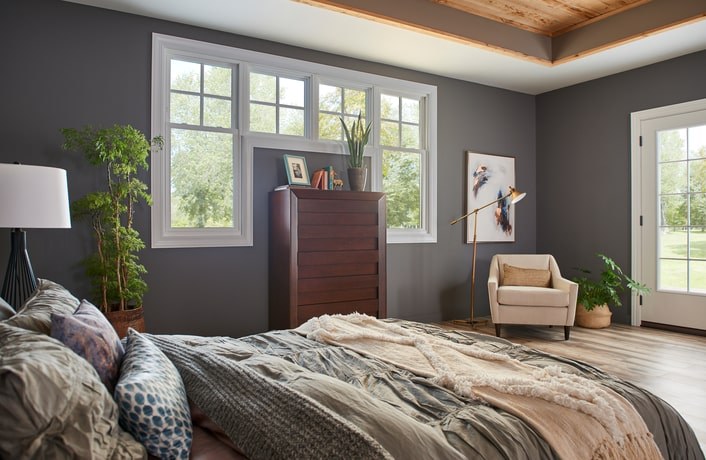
438, 319, 706, 451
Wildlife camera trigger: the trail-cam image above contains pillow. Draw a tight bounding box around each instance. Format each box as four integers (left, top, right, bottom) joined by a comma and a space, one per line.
115, 329, 192, 459
502, 264, 552, 287
51, 299, 125, 392
4, 279, 79, 334
0, 322, 145, 459
0, 297, 14, 320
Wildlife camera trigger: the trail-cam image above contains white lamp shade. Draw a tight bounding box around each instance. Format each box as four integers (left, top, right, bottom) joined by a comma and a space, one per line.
0, 163, 71, 229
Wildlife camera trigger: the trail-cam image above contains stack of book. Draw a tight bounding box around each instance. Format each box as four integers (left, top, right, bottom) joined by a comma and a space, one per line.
311, 166, 336, 190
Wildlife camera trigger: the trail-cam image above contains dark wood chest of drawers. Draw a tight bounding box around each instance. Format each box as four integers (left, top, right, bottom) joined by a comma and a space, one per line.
269, 188, 386, 329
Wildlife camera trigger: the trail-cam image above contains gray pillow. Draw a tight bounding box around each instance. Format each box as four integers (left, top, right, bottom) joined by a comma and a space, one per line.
0, 322, 146, 459
0, 297, 13, 320
4, 279, 79, 334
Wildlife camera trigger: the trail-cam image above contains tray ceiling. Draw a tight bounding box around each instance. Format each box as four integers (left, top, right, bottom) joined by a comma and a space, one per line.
298, 0, 706, 64
61, 0, 706, 94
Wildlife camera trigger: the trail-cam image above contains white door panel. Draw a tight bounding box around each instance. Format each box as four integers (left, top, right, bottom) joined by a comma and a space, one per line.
633, 100, 706, 330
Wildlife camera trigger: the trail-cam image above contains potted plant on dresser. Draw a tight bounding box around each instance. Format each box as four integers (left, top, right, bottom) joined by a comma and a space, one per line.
340, 111, 371, 191
62, 124, 163, 337
571, 254, 650, 328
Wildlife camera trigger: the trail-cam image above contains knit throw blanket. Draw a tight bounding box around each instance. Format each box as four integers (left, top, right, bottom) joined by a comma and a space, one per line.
148, 334, 392, 460
296, 314, 663, 460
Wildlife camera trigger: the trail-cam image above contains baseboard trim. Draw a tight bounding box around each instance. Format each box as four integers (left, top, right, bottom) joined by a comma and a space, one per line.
641, 321, 706, 337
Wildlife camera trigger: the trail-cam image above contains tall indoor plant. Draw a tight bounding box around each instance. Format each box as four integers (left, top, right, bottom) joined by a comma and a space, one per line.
572, 253, 650, 328
62, 124, 162, 335
340, 111, 371, 191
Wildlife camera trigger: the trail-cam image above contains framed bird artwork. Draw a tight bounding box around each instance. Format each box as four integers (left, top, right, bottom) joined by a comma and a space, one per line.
465, 151, 518, 243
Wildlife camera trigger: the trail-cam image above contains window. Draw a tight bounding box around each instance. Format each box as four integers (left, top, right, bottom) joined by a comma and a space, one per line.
380, 92, 424, 230
152, 35, 250, 248
152, 34, 436, 247
249, 72, 306, 136
657, 125, 706, 292
318, 83, 368, 141
170, 60, 234, 229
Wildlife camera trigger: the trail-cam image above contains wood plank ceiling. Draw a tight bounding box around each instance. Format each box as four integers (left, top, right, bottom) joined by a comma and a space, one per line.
296, 0, 706, 65
435, 0, 648, 36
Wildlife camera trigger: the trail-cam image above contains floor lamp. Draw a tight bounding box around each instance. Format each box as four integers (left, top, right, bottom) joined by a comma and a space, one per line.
0, 163, 71, 310
450, 186, 526, 327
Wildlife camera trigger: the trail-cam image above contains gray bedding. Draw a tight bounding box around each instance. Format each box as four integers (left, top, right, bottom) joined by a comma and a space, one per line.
149, 320, 703, 460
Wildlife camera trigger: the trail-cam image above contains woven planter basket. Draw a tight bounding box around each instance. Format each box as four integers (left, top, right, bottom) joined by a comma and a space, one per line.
575, 303, 612, 329
105, 306, 145, 338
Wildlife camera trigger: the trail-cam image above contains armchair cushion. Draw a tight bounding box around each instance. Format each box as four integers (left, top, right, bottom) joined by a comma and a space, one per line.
497, 286, 570, 307
501, 264, 551, 288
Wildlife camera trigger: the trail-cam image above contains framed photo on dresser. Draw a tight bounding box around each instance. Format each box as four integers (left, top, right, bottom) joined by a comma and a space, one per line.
283, 154, 310, 186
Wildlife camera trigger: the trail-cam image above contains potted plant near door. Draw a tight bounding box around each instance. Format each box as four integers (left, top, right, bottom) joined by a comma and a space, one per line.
62, 124, 163, 337
340, 111, 372, 191
571, 253, 650, 328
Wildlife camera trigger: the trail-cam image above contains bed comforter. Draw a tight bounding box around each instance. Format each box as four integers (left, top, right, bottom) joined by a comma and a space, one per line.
149, 318, 703, 460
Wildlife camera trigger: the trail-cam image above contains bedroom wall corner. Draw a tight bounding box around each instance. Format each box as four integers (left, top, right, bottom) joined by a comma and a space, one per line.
535, 49, 706, 324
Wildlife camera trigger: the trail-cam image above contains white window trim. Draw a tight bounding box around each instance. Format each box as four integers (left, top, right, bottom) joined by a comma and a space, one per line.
152, 34, 252, 248
374, 87, 437, 244
152, 33, 437, 247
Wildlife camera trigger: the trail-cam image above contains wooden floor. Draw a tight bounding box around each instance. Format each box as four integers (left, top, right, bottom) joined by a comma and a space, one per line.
437, 319, 706, 451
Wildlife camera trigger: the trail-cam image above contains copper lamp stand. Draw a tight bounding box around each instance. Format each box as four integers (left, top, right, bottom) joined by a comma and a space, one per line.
450, 186, 526, 328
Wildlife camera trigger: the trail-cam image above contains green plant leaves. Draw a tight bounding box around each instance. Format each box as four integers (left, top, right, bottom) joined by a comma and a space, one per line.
339, 111, 371, 168
572, 253, 650, 311
62, 124, 162, 312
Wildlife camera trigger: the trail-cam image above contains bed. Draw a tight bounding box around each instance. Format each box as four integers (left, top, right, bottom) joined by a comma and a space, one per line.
0, 280, 703, 459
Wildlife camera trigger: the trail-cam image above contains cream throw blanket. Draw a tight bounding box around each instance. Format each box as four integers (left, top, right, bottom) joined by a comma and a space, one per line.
296, 314, 662, 460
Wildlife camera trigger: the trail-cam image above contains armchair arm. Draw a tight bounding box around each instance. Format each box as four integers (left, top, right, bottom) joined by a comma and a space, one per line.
552, 276, 577, 293
487, 256, 500, 319
552, 276, 579, 325
549, 256, 578, 325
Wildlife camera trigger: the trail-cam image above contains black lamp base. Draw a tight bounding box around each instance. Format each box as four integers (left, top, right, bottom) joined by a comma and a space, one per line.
1, 229, 37, 311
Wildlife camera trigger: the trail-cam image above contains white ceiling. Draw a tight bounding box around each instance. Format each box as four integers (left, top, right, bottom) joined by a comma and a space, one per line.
65, 0, 706, 94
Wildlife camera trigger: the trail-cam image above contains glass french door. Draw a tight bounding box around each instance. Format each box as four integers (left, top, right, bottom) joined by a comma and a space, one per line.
635, 101, 706, 330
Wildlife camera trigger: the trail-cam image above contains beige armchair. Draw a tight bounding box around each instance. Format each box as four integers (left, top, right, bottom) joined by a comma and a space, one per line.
488, 254, 578, 340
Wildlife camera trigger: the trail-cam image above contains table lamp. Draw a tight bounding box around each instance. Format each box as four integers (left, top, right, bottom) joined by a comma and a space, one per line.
450, 186, 526, 327
0, 163, 71, 310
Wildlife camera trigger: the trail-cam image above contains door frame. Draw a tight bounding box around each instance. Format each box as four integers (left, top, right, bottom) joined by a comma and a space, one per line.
630, 98, 706, 326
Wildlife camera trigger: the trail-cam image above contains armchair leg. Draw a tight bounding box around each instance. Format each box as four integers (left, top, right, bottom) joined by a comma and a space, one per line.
495, 324, 501, 337
564, 326, 571, 341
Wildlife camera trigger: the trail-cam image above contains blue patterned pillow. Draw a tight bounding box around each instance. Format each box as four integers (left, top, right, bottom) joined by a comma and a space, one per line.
51, 300, 124, 392
115, 329, 192, 459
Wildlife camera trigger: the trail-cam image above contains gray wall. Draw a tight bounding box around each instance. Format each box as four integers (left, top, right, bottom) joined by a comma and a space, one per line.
0, 0, 536, 336
536, 50, 706, 324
